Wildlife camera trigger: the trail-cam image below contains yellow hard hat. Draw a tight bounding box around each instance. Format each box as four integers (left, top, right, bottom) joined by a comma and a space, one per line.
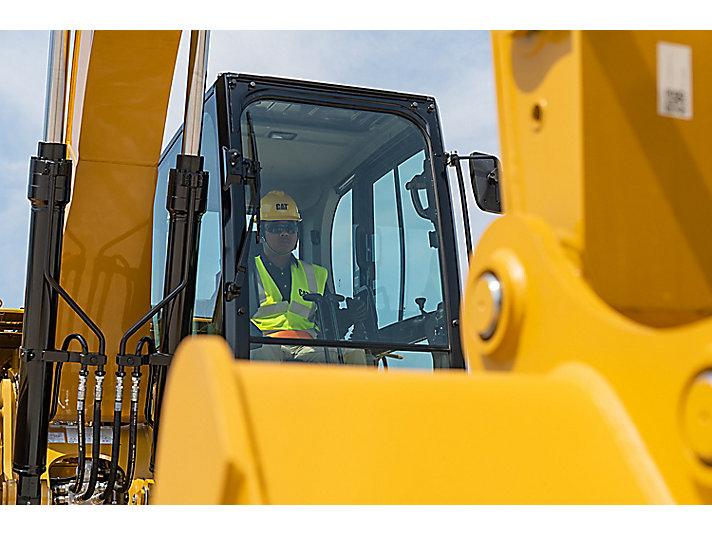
260, 190, 302, 221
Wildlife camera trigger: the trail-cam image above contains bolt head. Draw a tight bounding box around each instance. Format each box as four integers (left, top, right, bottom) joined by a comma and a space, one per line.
473, 272, 502, 340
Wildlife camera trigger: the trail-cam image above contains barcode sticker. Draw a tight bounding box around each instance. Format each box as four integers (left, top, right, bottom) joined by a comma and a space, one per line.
657, 41, 692, 120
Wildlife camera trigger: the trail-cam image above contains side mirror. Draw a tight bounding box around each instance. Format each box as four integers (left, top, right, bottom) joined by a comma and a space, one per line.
468, 152, 502, 214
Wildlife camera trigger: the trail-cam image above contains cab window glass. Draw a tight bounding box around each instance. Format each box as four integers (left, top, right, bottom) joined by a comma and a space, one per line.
192, 110, 222, 333
331, 189, 353, 298
152, 139, 179, 312
373, 170, 401, 328
399, 151, 442, 323
152, 95, 222, 339
241, 99, 448, 370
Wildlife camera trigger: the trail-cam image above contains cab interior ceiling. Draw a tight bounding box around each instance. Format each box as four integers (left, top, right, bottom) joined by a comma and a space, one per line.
246, 101, 425, 216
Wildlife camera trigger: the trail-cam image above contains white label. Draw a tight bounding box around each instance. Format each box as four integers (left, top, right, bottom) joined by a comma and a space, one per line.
657, 41, 692, 120
48, 431, 66, 443
65, 426, 113, 444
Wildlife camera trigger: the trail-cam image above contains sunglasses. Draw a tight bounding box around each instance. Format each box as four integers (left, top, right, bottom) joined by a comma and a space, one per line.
264, 221, 298, 234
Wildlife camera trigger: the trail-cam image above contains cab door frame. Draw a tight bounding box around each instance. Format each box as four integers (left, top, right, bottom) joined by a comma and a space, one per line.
220, 73, 465, 368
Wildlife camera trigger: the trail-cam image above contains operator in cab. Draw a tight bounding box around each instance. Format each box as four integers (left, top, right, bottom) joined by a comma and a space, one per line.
249, 190, 367, 365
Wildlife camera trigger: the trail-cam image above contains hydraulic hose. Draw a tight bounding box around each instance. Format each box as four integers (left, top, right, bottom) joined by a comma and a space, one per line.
103, 336, 153, 501
50, 334, 90, 422
101, 367, 125, 503
70, 367, 88, 494
149, 370, 167, 473
79, 367, 105, 501
144, 365, 155, 426
115, 369, 140, 494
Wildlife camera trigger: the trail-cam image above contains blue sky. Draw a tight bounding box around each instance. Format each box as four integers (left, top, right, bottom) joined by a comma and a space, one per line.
0, 30, 499, 308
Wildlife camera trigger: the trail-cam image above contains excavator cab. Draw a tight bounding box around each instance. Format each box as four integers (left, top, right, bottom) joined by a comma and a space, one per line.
153, 73, 473, 370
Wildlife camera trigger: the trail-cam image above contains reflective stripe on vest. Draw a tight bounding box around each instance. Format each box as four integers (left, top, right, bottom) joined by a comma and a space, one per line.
252, 255, 328, 333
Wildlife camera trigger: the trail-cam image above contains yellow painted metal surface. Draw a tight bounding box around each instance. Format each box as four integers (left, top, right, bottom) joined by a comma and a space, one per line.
491, 31, 581, 241
683, 372, 712, 464
153, 336, 673, 504
55, 30, 181, 423
457, 30, 712, 504
1, 379, 17, 504
492, 30, 712, 327
462, 214, 712, 503
127, 478, 153, 505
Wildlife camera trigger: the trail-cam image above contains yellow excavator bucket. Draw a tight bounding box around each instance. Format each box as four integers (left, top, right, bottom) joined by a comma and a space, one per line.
153, 336, 672, 504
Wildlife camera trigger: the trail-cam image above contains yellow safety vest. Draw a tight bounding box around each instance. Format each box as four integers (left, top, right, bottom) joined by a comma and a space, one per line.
251, 255, 328, 335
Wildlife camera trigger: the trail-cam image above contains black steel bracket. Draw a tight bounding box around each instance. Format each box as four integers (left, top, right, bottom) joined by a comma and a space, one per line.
28, 148, 72, 205
223, 148, 260, 188
116, 352, 171, 368
42, 350, 106, 367
167, 157, 209, 215
20, 348, 107, 367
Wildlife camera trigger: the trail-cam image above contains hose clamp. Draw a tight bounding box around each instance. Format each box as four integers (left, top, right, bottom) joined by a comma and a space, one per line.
77, 373, 87, 410
114, 376, 124, 412
94, 374, 105, 401
130, 375, 141, 402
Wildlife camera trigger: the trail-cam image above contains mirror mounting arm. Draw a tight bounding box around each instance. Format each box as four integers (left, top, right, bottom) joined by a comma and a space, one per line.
447, 151, 474, 261
445, 151, 472, 263
447, 150, 503, 263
